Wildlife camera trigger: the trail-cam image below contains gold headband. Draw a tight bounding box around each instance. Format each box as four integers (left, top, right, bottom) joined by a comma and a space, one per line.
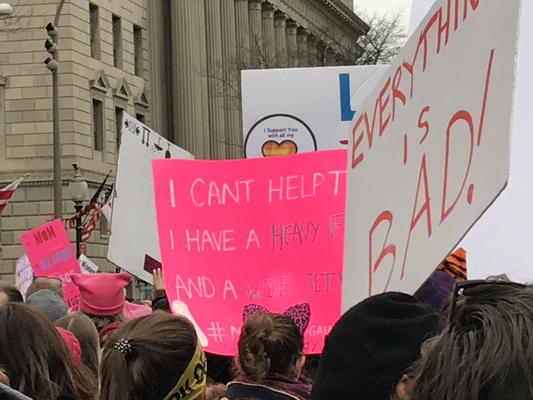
162, 341, 207, 400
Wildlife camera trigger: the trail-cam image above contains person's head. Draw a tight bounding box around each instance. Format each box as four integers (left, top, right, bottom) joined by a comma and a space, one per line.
26, 276, 64, 298
55, 313, 100, 386
409, 283, 533, 400
310, 292, 439, 400
237, 313, 305, 382
100, 311, 206, 400
0, 282, 23, 307
71, 272, 131, 317
0, 302, 96, 399
26, 289, 67, 321
71, 272, 131, 340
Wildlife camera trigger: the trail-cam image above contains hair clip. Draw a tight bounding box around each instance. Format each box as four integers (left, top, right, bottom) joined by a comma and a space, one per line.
113, 338, 132, 356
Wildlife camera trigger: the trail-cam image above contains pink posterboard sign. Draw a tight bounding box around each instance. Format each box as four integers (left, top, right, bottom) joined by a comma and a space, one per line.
152, 150, 347, 355
20, 219, 81, 308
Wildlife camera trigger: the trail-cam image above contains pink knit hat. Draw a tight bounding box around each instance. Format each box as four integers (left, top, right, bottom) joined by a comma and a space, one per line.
123, 300, 152, 320
71, 273, 131, 316
56, 327, 81, 366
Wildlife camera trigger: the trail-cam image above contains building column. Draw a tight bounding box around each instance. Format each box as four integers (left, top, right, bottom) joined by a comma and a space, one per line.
171, 0, 210, 158
148, 1, 165, 135
221, 0, 243, 158
234, 0, 251, 68
286, 20, 298, 68
274, 11, 287, 68
205, 0, 226, 159
297, 28, 308, 67
261, 2, 275, 68
307, 35, 319, 67
248, 0, 263, 67
325, 47, 337, 66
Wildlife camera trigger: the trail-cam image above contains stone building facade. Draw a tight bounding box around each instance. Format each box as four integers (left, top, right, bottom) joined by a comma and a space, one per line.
0, 0, 368, 288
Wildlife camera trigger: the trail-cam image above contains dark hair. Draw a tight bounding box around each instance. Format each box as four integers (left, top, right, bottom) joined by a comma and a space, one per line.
26, 277, 64, 298
0, 283, 23, 303
152, 295, 170, 312
237, 314, 303, 382
55, 313, 100, 388
0, 303, 96, 399
100, 311, 199, 400
410, 284, 533, 400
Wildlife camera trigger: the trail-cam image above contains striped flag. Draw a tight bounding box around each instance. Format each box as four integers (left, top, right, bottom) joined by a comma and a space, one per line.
65, 172, 110, 229
101, 183, 114, 223
81, 183, 114, 241
0, 176, 26, 214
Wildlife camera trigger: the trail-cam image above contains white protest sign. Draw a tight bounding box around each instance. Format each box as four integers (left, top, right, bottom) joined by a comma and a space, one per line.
108, 113, 194, 283
15, 254, 33, 299
411, 0, 533, 283
343, 0, 521, 309
78, 255, 99, 274
241, 65, 387, 157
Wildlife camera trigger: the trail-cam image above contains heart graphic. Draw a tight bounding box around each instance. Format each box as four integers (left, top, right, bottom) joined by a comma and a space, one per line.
262, 140, 298, 157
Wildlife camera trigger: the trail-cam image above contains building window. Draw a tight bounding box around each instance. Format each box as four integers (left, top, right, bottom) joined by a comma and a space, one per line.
133, 25, 143, 76
136, 113, 145, 124
92, 98, 104, 151
89, 4, 100, 59
112, 15, 122, 68
115, 106, 124, 151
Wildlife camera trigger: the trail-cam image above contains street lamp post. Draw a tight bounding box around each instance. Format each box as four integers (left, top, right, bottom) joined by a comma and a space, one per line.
68, 163, 88, 259
44, 0, 66, 219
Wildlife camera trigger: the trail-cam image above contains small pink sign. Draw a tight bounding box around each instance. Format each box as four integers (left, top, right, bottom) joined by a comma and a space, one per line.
20, 219, 81, 309
152, 150, 347, 355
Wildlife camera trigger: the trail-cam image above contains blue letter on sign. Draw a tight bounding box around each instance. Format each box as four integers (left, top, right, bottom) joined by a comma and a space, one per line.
339, 73, 356, 122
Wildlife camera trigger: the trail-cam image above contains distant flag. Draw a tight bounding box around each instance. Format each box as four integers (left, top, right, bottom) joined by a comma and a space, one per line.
81, 183, 114, 241
0, 175, 27, 214
101, 183, 114, 223
65, 172, 111, 229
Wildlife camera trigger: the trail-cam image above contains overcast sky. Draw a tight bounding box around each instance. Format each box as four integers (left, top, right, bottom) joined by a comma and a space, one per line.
354, 0, 413, 31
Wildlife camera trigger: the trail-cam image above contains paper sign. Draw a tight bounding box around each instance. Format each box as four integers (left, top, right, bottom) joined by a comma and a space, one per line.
410, 0, 533, 283
15, 254, 33, 299
20, 219, 81, 308
152, 150, 347, 355
108, 113, 193, 283
79, 255, 99, 274
242, 65, 387, 157
343, 0, 521, 308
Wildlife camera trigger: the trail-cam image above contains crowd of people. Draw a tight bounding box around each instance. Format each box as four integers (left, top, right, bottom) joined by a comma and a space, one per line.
0, 250, 532, 400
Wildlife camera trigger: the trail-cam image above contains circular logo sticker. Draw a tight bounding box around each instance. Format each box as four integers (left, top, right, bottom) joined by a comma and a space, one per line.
244, 114, 317, 158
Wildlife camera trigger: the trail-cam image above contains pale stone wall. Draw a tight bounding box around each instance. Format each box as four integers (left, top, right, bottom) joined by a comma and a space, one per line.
0, 0, 150, 284
0, 0, 368, 293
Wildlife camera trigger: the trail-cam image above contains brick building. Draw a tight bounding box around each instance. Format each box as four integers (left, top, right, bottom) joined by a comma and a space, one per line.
0, 0, 368, 290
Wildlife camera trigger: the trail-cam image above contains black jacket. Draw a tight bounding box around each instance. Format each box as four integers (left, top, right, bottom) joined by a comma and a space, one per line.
226, 381, 302, 400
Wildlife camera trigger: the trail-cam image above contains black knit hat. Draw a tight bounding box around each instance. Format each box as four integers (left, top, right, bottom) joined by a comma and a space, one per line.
310, 292, 439, 400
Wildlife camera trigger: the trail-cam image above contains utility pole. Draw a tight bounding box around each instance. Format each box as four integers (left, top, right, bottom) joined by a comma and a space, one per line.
44, 0, 65, 219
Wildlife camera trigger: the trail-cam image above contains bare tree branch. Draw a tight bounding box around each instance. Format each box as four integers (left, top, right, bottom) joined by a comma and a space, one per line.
355, 8, 407, 65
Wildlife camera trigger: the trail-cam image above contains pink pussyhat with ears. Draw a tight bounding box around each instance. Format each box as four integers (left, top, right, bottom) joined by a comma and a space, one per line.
71, 273, 131, 316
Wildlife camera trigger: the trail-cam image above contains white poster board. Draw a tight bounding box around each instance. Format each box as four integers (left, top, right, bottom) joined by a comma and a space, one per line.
343, 0, 521, 308
410, 0, 533, 282
241, 65, 387, 157
108, 113, 194, 283
15, 254, 32, 299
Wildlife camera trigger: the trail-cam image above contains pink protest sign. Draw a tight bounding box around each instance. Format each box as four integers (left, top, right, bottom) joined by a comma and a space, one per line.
20, 219, 81, 308
152, 150, 347, 355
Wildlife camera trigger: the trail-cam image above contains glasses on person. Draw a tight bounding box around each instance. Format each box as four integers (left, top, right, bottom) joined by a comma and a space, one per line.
447, 279, 527, 325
